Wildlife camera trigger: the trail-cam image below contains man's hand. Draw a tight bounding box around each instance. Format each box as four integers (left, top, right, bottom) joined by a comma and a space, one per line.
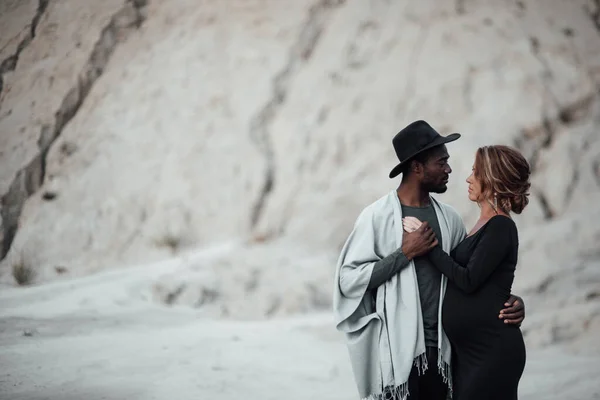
401, 221, 438, 260
499, 294, 525, 326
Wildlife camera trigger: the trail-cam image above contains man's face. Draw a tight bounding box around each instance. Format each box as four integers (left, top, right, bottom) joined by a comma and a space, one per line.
419, 145, 452, 193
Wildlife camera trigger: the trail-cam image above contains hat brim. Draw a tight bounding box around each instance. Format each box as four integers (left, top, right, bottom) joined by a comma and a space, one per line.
388, 133, 461, 179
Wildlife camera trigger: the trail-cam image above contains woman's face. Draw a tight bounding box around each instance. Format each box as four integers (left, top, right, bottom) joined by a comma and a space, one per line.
466, 165, 482, 202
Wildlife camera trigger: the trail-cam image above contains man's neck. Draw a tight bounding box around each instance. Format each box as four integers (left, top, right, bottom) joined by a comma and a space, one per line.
396, 180, 430, 207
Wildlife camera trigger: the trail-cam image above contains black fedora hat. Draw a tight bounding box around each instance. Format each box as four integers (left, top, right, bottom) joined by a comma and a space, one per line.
389, 120, 460, 178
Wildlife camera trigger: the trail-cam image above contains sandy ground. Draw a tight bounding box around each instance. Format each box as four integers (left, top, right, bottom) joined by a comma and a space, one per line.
1, 254, 599, 400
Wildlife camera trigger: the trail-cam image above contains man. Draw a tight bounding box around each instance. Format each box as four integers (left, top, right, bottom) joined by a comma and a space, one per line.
333, 120, 525, 400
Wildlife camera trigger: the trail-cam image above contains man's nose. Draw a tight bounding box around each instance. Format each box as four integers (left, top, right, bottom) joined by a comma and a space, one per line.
445, 165, 452, 174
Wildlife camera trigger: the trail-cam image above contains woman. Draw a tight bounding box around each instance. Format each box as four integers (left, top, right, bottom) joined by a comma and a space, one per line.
402, 145, 530, 400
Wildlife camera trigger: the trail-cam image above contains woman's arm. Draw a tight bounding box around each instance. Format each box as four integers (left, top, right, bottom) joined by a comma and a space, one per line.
427, 216, 515, 293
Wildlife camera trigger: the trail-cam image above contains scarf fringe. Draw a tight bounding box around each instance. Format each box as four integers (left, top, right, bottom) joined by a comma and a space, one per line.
362, 382, 410, 400
362, 353, 428, 400
438, 347, 453, 396
360, 360, 453, 400
413, 351, 428, 376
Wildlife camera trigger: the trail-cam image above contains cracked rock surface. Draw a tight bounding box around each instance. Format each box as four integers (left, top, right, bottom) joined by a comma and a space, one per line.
0, 0, 129, 256
0, 0, 599, 352
0, 0, 44, 97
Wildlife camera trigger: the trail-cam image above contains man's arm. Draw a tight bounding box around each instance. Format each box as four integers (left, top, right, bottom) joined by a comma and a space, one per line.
367, 223, 438, 290
500, 294, 525, 326
367, 249, 410, 289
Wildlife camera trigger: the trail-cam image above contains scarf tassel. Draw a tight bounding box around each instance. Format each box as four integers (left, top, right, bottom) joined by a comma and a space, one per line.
438, 348, 453, 395
362, 382, 410, 400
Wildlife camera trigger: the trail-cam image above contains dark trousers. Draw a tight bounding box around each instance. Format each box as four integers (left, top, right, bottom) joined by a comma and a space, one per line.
406, 347, 448, 400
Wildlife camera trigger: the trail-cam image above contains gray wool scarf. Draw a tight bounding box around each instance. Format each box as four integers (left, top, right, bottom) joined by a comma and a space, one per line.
333, 190, 466, 400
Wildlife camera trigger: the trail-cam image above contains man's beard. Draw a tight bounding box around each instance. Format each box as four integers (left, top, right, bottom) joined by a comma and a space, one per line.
429, 184, 448, 193
423, 178, 448, 193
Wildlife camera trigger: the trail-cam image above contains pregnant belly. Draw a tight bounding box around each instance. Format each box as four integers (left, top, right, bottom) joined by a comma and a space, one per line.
442, 285, 508, 344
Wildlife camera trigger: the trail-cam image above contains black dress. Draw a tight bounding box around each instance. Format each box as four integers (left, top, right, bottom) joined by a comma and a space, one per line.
427, 215, 526, 400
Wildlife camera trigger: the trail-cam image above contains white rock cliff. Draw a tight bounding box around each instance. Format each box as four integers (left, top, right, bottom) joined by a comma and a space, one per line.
1, 0, 599, 350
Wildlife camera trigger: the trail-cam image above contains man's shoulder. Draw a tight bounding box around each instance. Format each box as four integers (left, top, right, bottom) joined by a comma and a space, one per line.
355, 192, 395, 223
432, 196, 468, 242
431, 197, 460, 217
363, 192, 395, 214
431, 197, 464, 228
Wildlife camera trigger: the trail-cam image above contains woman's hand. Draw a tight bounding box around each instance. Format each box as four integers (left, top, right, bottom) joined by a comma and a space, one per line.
402, 216, 423, 233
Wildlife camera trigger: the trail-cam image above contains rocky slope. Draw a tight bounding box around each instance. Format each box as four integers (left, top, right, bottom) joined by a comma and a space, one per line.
1, 0, 599, 350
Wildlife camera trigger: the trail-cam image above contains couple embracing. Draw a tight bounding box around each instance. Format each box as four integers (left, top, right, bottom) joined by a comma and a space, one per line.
333, 120, 530, 400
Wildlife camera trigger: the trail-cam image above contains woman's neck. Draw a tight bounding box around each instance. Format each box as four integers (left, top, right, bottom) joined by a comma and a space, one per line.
478, 199, 510, 220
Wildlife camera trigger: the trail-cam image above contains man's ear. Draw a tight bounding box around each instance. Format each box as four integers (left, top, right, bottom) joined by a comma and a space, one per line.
411, 160, 423, 175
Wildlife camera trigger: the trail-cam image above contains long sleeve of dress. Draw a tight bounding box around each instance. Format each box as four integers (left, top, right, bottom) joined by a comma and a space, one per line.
427, 216, 515, 293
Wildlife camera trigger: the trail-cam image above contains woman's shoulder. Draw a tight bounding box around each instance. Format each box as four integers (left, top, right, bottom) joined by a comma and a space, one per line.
484, 214, 517, 234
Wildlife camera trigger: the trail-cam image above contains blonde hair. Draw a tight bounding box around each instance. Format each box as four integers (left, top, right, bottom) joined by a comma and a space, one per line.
474, 145, 531, 214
